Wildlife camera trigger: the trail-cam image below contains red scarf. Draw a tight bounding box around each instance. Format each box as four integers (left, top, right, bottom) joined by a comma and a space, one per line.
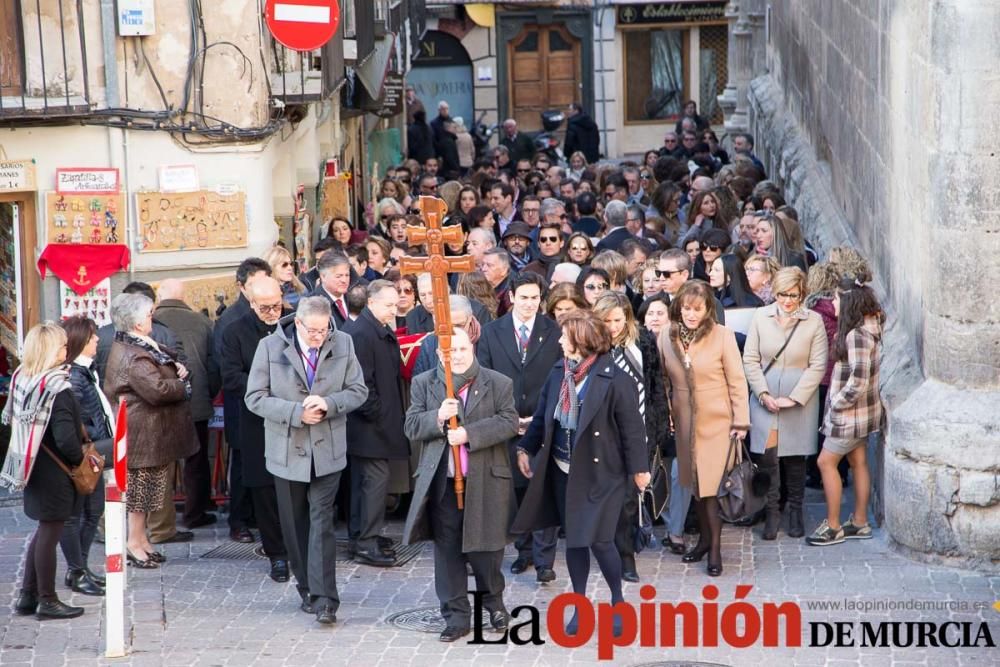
556, 354, 598, 431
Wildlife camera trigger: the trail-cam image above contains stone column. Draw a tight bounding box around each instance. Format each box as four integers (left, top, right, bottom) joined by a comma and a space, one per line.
717, 1, 740, 120
747, 0, 767, 78
724, 1, 751, 137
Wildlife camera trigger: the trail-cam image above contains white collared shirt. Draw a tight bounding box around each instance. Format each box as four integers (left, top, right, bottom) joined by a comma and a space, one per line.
511, 313, 536, 342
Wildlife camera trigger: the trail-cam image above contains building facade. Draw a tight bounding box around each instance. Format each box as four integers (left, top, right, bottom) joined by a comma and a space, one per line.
0, 0, 424, 370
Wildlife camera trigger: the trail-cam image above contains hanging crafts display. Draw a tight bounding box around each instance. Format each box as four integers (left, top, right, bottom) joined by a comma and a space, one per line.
45, 192, 125, 245
60, 278, 112, 327
135, 189, 248, 252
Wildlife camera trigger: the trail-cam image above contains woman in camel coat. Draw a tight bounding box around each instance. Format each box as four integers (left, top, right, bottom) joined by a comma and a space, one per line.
659, 281, 749, 577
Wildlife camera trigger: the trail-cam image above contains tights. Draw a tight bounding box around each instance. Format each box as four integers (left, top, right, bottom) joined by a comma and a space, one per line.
23, 520, 64, 601
691, 496, 723, 567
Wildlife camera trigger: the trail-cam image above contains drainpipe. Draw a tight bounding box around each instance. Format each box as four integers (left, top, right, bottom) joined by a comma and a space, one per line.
100, 0, 136, 277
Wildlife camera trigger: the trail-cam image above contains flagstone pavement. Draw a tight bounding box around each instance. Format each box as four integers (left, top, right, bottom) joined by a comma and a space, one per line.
0, 490, 997, 666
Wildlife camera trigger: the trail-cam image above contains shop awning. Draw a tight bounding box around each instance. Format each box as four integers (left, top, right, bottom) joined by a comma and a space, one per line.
356, 34, 395, 100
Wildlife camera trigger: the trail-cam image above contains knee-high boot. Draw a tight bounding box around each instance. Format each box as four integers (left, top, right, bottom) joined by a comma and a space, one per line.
761, 447, 781, 540
785, 456, 807, 538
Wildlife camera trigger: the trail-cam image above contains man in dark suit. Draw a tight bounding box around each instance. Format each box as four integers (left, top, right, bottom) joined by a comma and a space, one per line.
595, 200, 635, 254
481, 248, 513, 317
403, 326, 520, 642
299, 237, 341, 293
342, 281, 409, 567
563, 102, 600, 163
213, 258, 272, 543
499, 118, 536, 165
311, 252, 352, 330
220, 277, 290, 583
572, 191, 602, 237
477, 272, 562, 583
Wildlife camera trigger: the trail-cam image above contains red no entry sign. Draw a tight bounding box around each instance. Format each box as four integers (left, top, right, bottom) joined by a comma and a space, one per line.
265, 0, 340, 52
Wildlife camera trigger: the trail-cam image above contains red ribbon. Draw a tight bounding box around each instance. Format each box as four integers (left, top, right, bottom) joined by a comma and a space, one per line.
37, 244, 131, 295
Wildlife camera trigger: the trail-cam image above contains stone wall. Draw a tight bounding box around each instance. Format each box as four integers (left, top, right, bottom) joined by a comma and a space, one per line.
747, 0, 1000, 569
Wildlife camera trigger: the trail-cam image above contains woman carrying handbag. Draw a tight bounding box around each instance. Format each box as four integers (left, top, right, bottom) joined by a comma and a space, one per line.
658, 281, 750, 577
2, 322, 89, 620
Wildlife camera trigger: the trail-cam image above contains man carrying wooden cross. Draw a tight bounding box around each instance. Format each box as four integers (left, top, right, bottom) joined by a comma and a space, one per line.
400, 197, 520, 642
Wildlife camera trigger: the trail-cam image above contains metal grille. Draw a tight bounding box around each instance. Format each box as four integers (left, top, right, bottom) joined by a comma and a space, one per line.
700, 24, 729, 125
385, 606, 492, 634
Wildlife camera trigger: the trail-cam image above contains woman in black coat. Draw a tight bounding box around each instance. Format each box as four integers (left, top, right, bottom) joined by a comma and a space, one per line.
2, 323, 87, 620
513, 310, 649, 636
61, 316, 114, 596
591, 292, 669, 583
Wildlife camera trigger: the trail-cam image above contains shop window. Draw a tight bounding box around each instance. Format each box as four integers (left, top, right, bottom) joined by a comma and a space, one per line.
515, 30, 538, 53
623, 28, 687, 123
548, 29, 572, 52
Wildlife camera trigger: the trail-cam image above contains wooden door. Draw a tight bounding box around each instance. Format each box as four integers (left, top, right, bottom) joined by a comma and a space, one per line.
0, 1, 23, 96
508, 25, 581, 130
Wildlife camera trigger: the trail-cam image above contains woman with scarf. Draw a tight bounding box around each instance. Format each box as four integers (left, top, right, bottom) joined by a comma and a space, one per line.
2, 322, 87, 619
59, 316, 114, 596
591, 292, 669, 584
658, 281, 749, 577
104, 293, 197, 569
513, 310, 649, 636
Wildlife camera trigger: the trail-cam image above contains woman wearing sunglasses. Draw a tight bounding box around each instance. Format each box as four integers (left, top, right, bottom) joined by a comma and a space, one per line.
576, 267, 612, 307
263, 246, 307, 310
692, 228, 731, 281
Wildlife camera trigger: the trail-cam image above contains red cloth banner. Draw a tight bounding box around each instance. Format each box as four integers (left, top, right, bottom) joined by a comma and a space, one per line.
37, 244, 130, 295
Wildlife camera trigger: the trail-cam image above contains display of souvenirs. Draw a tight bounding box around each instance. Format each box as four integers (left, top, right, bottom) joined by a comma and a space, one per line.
45, 193, 124, 245
59, 278, 112, 327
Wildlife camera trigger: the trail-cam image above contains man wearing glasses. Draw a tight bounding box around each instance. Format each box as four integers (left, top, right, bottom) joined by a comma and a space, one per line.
246, 296, 368, 626
653, 248, 725, 324
523, 221, 565, 281
659, 131, 683, 159
220, 277, 292, 587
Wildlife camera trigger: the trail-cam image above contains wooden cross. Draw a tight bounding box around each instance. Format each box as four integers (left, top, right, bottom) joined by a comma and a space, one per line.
399, 195, 476, 509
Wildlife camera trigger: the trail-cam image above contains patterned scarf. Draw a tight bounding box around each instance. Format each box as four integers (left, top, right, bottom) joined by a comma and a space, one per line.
611, 345, 645, 440
556, 354, 598, 432
678, 323, 698, 348
115, 330, 192, 398
1, 367, 72, 490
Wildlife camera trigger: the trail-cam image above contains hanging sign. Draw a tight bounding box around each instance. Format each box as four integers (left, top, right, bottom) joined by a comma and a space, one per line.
59, 278, 112, 326
158, 164, 200, 193
56, 168, 120, 194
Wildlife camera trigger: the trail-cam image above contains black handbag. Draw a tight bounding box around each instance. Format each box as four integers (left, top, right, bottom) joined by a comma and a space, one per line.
644, 445, 670, 519
634, 489, 654, 553
717, 436, 769, 523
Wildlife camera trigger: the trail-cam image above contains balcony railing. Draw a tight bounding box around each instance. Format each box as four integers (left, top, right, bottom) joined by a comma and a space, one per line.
0, 0, 92, 119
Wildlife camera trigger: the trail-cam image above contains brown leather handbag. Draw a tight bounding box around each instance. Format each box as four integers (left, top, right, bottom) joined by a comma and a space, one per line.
43, 425, 105, 495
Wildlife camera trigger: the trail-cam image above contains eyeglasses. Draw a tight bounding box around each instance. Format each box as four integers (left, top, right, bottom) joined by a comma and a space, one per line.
559, 213, 569, 220
539, 235, 560, 243
398, 286, 414, 294
640, 173, 651, 180
664, 138, 677, 144
298, 323, 329, 336
584, 283, 609, 291
280, 261, 292, 268
701, 244, 722, 252
517, 168, 530, 173
655, 269, 682, 278
776, 292, 802, 301
255, 303, 283, 314
423, 184, 437, 191
522, 208, 540, 215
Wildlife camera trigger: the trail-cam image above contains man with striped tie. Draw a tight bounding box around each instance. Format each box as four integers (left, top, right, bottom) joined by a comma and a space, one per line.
477, 272, 563, 583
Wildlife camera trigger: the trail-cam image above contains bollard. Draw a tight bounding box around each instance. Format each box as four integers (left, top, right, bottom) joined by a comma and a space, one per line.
104, 474, 127, 658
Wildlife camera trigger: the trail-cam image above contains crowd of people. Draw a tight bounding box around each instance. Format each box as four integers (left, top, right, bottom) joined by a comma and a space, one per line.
2, 116, 884, 641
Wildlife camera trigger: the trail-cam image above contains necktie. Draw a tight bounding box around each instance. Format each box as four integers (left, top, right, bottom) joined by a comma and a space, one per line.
335, 298, 347, 320
518, 324, 529, 362
305, 347, 318, 388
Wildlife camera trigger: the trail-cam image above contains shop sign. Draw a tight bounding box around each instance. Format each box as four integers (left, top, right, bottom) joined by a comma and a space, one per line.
0, 159, 37, 192
617, 1, 727, 25
56, 168, 120, 194
377, 73, 405, 118
158, 164, 200, 193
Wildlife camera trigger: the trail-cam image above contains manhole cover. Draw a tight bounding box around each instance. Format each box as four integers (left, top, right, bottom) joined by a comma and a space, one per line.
385, 606, 491, 633
201, 538, 424, 566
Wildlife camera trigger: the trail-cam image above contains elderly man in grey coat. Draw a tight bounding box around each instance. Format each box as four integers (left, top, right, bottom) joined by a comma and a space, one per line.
403, 326, 519, 643
245, 296, 368, 626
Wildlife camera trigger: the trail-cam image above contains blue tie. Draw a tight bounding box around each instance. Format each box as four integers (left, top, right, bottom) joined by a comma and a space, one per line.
305, 347, 318, 388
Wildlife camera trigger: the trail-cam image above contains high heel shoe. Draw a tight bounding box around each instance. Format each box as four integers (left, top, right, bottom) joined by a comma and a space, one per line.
126, 550, 160, 569
682, 544, 710, 563
147, 551, 166, 564
707, 552, 723, 577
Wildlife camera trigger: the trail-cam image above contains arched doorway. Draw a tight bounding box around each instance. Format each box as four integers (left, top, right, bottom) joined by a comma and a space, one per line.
408, 31, 474, 127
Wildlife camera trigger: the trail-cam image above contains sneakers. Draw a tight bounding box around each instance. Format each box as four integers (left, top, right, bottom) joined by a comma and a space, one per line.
842, 516, 873, 540
805, 520, 845, 546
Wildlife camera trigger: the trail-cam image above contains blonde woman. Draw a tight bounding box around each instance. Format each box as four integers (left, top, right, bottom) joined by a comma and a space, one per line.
592, 292, 669, 583
263, 246, 307, 309
3, 323, 87, 619
745, 253, 781, 305
743, 267, 828, 539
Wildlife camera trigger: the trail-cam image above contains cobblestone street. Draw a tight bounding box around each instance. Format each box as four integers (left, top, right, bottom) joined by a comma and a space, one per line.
0, 491, 997, 666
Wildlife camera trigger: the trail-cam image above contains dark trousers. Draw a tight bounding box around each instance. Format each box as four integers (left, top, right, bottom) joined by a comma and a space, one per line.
274, 470, 342, 610
228, 447, 254, 530
23, 520, 64, 601
249, 484, 287, 560
348, 457, 389, 550
614, 484, 639, 559
60, 475, 105, 571
513, 485, 557, 568
183, 420, 212, 524
429, 478, 505, 630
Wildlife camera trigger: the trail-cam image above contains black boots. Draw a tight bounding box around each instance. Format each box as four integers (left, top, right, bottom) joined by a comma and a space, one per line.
14, 590, 37, 615
761, 448, 781, 540
65, 569, 105, 596
785, 456, 807, 538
